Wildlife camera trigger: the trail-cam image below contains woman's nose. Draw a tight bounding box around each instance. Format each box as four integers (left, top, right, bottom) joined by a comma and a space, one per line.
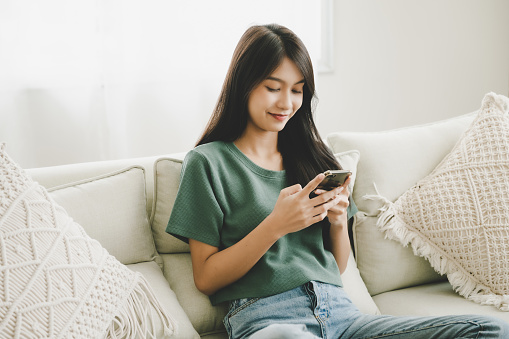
277, 91, 292, 110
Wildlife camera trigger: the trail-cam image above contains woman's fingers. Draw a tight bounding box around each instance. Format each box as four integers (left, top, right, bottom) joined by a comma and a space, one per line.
312, 186, 344, 206
282, 183, 303, 197
274, 173, 351, 233
300, 173, 325, 197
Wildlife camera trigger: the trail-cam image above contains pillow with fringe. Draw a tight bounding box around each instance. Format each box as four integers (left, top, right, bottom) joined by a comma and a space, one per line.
0, 144, 177, 338
371, 92, 509, 311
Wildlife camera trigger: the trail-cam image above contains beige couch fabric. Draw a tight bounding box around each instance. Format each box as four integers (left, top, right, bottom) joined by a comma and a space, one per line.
161, 253, 229, 336
151, 157, 189, 254
49, 166, 159, 266
373, 282, 509, 323
129, 261, 201, 338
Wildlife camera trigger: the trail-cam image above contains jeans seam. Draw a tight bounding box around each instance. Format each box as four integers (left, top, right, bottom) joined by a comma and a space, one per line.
306, 282, 328, 339
304, 283, 315, 307
315, 289, 327, 339
223, 301, 236, 338
223, 313, 232, 338
362, 320, 482, 339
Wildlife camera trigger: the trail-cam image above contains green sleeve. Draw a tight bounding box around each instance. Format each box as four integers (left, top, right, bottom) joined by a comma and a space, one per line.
347, 196, 358, 220
166, 150, 223, 247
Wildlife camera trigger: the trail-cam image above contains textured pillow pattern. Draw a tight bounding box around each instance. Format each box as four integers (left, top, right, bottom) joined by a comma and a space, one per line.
0, 144, 176, 338
374, 93, 509, 311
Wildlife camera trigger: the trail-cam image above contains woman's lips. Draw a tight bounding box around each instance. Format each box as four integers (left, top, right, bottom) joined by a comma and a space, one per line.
269, 113, 289, 121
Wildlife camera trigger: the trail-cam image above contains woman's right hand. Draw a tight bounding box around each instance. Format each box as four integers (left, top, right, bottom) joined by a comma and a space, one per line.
267, 173, 344, 238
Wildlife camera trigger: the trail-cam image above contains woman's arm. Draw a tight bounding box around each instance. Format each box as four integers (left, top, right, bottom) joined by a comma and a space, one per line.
315, 177, 352, 274
328, 213, 350, 274
189, 218, 279, 296
189, 173, 344, 296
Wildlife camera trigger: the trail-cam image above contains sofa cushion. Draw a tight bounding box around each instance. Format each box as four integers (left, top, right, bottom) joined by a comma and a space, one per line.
0, 144, 175, 338
372, 282, 509, 323
128, 261, 200, 339
327, 111, 475, 295
26, 156, 160, 218
334, 150, 359, 197
151, 157, 190, 254
48, 166, 159, 265
352, 214, 442, 296
375, 93, 509, 311
341, 246, 381, 315
161, 253, 229, 336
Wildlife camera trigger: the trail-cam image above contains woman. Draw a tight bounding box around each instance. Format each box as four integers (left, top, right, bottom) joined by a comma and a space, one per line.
166, 24, 507, 339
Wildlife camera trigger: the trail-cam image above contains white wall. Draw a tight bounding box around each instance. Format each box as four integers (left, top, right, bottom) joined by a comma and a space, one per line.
315, 0, 509, 136
2, 1, 508, 168
0, 1, 325, 168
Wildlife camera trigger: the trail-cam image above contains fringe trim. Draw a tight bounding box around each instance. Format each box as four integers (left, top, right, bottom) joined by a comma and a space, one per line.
366, 189, 509, 312
106, 273, 178, 338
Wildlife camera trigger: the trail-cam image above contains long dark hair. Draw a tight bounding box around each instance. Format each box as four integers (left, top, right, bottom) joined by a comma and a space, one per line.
197, 24, 341, 185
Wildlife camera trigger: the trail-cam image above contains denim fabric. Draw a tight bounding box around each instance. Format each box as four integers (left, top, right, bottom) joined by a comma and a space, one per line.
223, 281, 509, 339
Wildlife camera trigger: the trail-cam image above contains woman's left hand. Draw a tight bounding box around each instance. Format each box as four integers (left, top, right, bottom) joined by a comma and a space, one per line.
313, 176, 351, 227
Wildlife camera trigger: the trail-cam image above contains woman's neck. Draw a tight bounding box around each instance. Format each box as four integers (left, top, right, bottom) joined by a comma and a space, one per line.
234, 131, 283, 171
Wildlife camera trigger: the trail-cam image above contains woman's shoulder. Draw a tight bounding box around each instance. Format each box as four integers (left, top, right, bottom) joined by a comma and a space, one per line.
189, 141, 230, 158
181, 141, 239, 181
184, 141, 233, 167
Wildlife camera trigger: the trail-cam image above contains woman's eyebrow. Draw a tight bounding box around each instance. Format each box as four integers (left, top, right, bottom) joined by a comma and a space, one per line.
267, 76, 305, 85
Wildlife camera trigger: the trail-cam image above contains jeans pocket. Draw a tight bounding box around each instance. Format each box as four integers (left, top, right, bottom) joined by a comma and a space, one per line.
224, 297, 262, 338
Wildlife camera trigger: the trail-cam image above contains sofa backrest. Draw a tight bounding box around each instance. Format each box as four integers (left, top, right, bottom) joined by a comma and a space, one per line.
27, 156, 159, 218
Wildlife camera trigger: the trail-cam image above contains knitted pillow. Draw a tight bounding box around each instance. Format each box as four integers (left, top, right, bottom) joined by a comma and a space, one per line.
374, 93, 509, 311
0, 144, 176, 338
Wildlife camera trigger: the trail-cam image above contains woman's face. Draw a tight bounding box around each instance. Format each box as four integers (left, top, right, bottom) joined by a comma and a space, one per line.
246, 57, 305, 135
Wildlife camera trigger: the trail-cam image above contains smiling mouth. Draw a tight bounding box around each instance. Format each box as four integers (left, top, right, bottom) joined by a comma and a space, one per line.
269, 113, 289, 121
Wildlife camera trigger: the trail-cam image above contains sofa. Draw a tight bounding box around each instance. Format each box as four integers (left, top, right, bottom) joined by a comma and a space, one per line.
23, 104, 509, 338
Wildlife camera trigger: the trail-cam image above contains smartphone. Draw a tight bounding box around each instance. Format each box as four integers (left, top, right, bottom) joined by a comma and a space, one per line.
316, 170, 351, 191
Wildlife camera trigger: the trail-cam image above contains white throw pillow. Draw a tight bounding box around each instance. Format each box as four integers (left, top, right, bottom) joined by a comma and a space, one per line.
0, 144, 176, 338
374, 93, 509, 311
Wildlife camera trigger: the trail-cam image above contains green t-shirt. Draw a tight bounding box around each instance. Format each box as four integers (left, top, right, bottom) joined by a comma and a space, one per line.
166, 141, 358, 305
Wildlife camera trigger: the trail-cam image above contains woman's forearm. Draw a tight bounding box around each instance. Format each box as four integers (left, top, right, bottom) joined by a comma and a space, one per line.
329, 214, 350, 274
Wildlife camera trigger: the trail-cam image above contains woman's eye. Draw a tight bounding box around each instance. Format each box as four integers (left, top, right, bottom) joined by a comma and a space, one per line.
266, 86, 280, 92
292, 89, 303, 94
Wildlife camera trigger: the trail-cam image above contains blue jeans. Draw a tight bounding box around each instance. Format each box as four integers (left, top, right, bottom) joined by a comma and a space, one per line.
223, 281, 509, 339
